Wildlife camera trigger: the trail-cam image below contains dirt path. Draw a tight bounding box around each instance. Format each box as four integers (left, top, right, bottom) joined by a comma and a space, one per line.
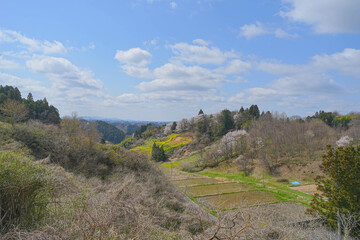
290, 184, 320, 196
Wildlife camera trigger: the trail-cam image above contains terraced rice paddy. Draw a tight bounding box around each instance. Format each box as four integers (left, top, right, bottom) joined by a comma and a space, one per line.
185, 182, 253, 197
198, 191, 277, 210
168, 172, 281, 212
165, 160, 313, 214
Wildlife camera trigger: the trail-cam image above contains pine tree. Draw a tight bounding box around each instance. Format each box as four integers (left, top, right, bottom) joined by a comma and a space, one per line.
27, 92, 34, 102
151, 143, 167, 162
310, 145, 360, 236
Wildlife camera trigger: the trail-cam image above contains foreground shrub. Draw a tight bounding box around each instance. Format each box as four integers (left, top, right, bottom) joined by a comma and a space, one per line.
0, 152, 53, 232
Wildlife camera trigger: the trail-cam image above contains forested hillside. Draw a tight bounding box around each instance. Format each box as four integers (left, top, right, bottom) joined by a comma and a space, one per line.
0, 85, 60, 125
95, 120, 125, 144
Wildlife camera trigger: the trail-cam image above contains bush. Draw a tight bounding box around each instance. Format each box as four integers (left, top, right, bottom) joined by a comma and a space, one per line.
12, 123, 52, 159
0, 152, 53, 232
276, 178, 289, 183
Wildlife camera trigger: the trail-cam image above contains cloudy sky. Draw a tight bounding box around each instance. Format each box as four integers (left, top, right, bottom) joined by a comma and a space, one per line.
1, 0, 359, 121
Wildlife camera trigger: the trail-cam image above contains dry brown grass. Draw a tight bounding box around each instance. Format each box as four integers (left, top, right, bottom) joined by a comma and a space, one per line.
1, 150, 216, 240
198, 191, 277, 210
199, 202, 339, 240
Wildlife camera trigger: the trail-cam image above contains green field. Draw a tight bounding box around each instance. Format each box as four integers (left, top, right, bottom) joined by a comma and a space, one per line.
161, 152, 200, 169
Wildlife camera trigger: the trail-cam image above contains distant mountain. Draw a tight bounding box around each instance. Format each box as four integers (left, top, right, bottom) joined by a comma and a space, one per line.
96, 120, 125, 144
80, 116, 169, 136
80, 116, 169, 135
80, 116, 169, 125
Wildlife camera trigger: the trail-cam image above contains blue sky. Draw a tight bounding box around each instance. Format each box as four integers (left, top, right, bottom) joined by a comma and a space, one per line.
1, 0, 360, 121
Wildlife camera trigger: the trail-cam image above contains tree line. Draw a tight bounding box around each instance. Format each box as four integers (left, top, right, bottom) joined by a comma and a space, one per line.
0, 85, 61, 125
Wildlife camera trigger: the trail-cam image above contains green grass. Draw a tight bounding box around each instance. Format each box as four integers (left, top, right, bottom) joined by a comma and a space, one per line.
161, 161, 180, 168
161, 152, 200, 169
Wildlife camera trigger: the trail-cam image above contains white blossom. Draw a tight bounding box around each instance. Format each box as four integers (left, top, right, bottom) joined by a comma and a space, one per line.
163, 123, 173, 135
336, 135, 353, 147
175, 118, 189, 133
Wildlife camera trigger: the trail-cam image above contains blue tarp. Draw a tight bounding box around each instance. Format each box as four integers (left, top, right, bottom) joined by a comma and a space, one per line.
292, 181, 300, 185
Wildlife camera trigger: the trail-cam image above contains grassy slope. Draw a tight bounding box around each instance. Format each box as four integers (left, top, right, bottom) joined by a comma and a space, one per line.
130, 133, 192, 156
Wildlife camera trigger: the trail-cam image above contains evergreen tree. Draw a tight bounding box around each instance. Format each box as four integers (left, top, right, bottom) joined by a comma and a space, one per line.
151, 143, 167, 162
27, 92, 34, 102
216, 109, 234, 136
310, 145, 360, 236
198, 109, 204, 115
249, 104, 260, 119
171, 121, 177, 132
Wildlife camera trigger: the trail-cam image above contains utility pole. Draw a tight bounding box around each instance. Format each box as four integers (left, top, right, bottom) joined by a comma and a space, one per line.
337, 180, 341, 240
337, 208, 341, 240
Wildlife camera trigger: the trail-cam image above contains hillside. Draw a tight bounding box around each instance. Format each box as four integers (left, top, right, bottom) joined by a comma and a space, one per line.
1, 87, 360, 239
0, 119, 216, 239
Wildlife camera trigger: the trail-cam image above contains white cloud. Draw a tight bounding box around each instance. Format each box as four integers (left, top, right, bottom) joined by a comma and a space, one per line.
312, 48, 360, 78
238, 22, 298, 39
0, 72, 47, 96
116, 93, 145, 103
0, 30, 67, 54
143, 38, 159, 48
121, 65, 153, 78
228, 48, 360, 111
0, 56, 19, 69
217, 59, 251, 74
274, 28, 298, 39
228, 92, 245, 103
192, 39, 209, 46
170, 1, 177, 9
137, 63, 224, 92
281, 0, 360, 34
257, 61, 302, 75
26, 55, 104, 100
238, 22, 267, 39
114, 48, 152, 66
169, 42, 230, 65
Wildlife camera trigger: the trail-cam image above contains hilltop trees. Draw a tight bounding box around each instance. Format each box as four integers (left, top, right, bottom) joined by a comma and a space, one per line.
0, 85, 60, 125
307, 110, 355, 129
310, 145, 360, 238
234, 105, 261, 129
